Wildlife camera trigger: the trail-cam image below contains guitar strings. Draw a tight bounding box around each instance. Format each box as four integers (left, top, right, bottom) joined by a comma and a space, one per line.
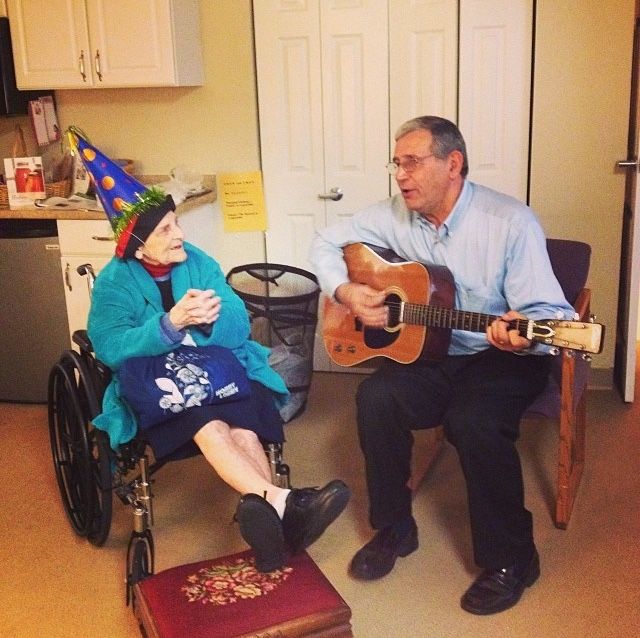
383, 300, 527, 332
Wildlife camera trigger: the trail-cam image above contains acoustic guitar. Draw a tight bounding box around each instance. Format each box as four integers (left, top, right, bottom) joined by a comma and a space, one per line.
323, 243, 604, 366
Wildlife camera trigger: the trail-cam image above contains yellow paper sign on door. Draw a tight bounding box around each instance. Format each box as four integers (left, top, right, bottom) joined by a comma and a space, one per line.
218, 171, 268, 232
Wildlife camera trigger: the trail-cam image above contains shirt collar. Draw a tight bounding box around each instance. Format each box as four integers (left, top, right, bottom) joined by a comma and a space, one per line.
442, 180, 473, 235
414, 180, 474, 236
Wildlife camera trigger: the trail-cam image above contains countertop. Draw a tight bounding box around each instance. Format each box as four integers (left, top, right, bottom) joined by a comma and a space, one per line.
0, 175, 217, 220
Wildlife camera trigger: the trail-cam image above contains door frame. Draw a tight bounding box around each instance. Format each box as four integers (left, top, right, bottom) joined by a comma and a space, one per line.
615, 13, 640, 402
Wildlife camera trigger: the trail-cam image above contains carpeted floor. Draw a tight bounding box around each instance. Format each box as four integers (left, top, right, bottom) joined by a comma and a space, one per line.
1, 362, 639, 637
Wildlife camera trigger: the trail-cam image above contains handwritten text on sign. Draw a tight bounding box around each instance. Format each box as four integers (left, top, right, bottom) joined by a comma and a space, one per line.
218, 171, 267, 232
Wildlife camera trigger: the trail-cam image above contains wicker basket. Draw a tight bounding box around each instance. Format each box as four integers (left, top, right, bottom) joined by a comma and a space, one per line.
0, 178, 71, 209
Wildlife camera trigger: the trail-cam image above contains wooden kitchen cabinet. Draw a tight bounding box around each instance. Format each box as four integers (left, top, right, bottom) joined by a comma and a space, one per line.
57, 219, 114, 345
7, 0, 203, 89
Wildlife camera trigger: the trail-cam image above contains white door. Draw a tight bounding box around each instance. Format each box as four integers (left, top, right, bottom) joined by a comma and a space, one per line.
254, 0, 533, 372
253, 0, 389, 268
254, 0, 390, 372
390, 0, 533, 202
615, 17, 640, 402
253, 0, 325, 268
389, 0, 458, 127
458, 0, 533, 201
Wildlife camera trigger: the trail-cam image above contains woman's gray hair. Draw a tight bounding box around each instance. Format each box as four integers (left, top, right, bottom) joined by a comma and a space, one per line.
395, 116, 469, 178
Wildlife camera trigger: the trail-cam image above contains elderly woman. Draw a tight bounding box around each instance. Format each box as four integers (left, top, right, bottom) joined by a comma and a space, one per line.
76, 131, 349, 573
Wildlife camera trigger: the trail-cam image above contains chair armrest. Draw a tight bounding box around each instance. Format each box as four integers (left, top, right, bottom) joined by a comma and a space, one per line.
572, 287, 591, 321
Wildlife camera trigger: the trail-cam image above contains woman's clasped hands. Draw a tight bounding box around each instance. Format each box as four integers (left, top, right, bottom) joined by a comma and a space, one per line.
169, 288, 221, 331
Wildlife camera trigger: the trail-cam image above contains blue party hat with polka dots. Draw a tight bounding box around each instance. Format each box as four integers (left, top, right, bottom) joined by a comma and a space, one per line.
67, 126, 175, 258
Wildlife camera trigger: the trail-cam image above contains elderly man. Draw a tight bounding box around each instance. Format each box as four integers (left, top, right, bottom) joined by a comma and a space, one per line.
310, 116, 574, 614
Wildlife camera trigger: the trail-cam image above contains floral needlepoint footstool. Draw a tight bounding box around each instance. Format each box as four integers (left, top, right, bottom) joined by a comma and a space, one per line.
133, 550, 353, 637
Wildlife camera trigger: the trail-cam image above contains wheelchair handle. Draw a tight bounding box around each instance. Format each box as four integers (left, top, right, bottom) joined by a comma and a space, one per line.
77, 263, 96, 281
77, 263, 96, 298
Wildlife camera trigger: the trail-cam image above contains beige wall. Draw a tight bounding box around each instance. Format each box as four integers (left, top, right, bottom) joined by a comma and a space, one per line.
530, 0, 635, 371
0, 0, 634, 372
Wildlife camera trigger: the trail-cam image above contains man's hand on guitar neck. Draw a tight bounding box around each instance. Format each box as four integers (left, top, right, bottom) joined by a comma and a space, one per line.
335, 282, 388, 328
486, 310, 532, 353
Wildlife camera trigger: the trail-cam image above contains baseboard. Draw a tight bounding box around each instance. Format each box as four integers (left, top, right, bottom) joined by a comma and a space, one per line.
589, 366, 613, 390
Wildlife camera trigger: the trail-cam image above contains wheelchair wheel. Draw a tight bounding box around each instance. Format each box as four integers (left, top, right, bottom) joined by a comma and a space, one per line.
48, 350, 113, 546
126, 532, 154, 607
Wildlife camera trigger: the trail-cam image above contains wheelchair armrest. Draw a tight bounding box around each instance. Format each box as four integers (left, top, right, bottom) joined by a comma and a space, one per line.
72, 329, 94, 354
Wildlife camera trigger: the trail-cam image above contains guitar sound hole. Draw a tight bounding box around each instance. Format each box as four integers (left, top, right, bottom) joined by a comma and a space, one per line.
363, 292, 402, 351
385, 293, 402, 329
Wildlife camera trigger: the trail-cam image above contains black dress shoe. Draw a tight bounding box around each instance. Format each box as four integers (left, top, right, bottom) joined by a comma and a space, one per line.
460, 548, 540, 615
349, 519, 419, 580
235, 493, 286, 573
282, 480, 351, 554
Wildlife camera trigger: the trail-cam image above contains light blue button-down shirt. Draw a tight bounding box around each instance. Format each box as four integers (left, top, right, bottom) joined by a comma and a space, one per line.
309, 180, 575, 355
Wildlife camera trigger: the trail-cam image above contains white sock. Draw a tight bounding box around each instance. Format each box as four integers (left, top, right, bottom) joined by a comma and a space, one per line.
271, 488, 291, 519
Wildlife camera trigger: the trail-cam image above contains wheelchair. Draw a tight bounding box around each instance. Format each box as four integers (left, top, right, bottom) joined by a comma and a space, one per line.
47, 264, 291, 605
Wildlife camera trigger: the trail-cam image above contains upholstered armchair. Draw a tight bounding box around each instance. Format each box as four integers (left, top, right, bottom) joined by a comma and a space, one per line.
410, 239, 594, 530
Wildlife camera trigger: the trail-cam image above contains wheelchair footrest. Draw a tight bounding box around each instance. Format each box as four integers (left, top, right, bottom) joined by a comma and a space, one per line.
133, 549, 352, 637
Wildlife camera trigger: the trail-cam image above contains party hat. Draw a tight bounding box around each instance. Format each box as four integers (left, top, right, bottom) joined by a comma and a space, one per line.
67, 126, 175, 258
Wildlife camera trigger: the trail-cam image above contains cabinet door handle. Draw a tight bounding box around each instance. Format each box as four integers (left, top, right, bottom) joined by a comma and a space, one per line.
64, 262, 72, 292
79, 50, 87, 82
91, 235, 114, 241
94, 49, 103, 81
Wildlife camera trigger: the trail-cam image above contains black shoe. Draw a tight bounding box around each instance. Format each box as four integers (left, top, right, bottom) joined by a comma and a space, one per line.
282, 480, 351, 554
235, 493, 286, 573
460, 548, 540, 615
349, 520, 419, 580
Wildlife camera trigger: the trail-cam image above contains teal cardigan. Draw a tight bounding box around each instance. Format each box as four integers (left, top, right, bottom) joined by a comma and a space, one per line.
87, 242, 289, 450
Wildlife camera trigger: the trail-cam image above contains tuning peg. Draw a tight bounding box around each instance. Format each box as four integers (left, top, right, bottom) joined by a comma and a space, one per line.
582, 353, 592, 362
589, 313, 597, 323
549, 347, 560, 356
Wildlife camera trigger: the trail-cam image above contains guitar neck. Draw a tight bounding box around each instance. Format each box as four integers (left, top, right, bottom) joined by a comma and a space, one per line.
400, 302, 528, 337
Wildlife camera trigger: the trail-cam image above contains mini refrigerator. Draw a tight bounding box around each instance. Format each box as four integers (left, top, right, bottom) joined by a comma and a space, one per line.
0, 219, 70, 402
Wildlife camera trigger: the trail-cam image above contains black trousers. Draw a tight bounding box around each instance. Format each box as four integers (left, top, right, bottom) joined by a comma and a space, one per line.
355, 347, 551, 569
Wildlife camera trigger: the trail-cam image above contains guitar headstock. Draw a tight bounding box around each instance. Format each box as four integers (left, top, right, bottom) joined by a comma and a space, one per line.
530, 320, 604, 354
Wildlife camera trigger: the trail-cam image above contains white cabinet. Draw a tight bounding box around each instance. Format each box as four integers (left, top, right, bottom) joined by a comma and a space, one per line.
7, 0, 203, 89
57, 219, 114, 345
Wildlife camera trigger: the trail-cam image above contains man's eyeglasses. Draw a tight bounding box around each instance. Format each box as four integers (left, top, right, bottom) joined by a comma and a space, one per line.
386, 154, 435, 175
